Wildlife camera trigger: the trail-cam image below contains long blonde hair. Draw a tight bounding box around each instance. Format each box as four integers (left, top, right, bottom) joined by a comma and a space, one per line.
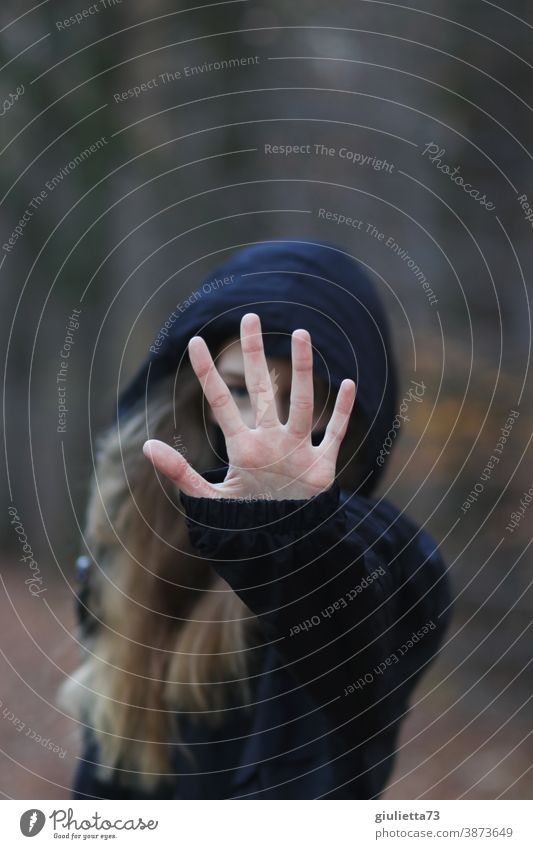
58, 360, 365, 792
58, 367, 258, 792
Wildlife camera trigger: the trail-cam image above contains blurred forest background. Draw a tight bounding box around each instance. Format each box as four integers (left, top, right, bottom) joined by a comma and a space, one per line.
1, 0, 532, 799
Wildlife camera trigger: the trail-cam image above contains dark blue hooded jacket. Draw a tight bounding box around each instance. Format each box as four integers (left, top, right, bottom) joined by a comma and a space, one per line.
72, 240, 453, 800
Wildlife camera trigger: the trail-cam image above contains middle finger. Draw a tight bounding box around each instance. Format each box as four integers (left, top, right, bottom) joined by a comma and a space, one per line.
240, 313, 279, 428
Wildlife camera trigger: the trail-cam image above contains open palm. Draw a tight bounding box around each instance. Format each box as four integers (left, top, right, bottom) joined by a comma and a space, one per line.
143, 313, 356, 500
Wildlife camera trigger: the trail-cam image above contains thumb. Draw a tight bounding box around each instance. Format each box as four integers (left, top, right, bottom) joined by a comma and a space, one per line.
142, 439, 216, 498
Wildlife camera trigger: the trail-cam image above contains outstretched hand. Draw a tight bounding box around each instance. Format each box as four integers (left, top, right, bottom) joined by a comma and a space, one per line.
143, 313, 356, 501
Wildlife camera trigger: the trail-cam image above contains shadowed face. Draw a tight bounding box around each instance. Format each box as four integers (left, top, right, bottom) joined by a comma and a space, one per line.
210, 335, 335, 438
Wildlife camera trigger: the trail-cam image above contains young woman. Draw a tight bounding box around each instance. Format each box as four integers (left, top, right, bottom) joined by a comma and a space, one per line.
61, 240, 453, 799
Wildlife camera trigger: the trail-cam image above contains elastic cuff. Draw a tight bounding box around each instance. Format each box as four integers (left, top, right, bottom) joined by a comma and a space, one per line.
179, 479, 342, 533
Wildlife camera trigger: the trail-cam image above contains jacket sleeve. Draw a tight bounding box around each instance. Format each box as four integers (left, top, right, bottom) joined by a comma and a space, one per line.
71, 729, 174, 800
179, 481, 453, 745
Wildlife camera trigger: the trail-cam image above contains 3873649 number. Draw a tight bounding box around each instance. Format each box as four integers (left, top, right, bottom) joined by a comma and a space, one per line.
461, 827, 513, 837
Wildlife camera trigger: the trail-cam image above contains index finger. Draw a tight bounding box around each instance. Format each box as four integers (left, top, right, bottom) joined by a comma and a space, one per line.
188, 336, 247, 438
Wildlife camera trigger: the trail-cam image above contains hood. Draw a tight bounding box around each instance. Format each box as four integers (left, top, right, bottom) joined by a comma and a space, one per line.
117, 240, 398, 496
